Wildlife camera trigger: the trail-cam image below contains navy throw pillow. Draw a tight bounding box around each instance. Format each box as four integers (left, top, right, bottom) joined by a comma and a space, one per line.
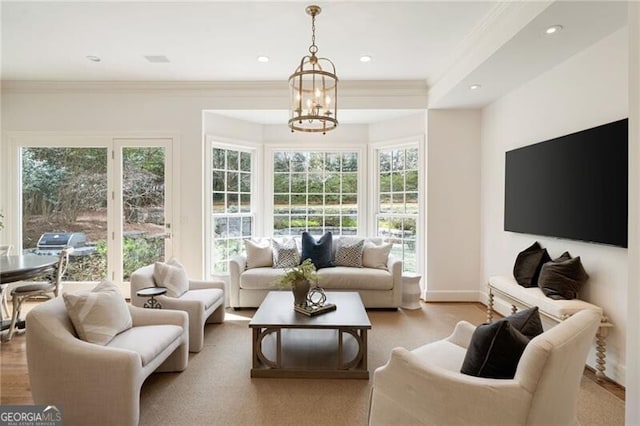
301, 231, 334, 269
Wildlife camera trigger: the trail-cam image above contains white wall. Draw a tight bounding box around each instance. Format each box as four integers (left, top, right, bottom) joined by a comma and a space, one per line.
626, 2, 639, 423
480, 28, 629, 384
426, 109, 481, 301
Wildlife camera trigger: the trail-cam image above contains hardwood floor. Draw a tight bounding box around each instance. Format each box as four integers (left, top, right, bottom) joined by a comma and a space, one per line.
0, 302, 626, 405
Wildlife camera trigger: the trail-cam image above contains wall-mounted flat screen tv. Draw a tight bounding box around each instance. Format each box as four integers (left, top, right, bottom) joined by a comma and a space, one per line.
504, 118, 628, 248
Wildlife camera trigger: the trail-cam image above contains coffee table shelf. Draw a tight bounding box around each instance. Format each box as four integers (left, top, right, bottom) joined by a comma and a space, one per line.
249, 291, 371, 379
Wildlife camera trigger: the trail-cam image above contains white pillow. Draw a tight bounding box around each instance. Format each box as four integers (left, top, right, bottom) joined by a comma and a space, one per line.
362, 241, 393, 270
63, 280, 132, 345
153, 257, 189, 297
244, 239, 273, 269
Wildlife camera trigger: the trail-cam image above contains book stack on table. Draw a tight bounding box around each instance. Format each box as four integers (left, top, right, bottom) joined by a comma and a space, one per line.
294, 303, 337, 317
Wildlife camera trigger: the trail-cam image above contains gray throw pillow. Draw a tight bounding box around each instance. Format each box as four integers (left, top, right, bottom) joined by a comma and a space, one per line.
334, 237, 365, 267
272, 238, 300, 268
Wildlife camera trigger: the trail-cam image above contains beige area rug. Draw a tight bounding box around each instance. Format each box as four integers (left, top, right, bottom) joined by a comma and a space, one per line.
139, 303, 624, 426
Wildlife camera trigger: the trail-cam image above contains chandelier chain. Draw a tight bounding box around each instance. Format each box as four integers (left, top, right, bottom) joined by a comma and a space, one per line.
309, 13, 318, 55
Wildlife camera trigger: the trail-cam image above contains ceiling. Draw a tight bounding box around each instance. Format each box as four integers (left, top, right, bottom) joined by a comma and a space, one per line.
1, 1, 629, 123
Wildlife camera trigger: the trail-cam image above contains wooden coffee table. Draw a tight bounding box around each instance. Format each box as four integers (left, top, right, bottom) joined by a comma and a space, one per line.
249, 291, 371, 379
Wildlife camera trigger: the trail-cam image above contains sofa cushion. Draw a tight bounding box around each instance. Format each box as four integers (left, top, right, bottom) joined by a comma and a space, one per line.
244, 239, 273, 269
460, 320, 530, 379
179, 288, 224, 310
513, 242, 550, 288
301, 231, 334, 269
334, 237, 365, 267
539, 255, 589, 300
154, 258, 189, 297
107, 324, 183, 366
63, 280, 132, 345
272, 238, 300, 268
240, 267, 288, 290
318, 267, 393, 291
362, 241, 392, 270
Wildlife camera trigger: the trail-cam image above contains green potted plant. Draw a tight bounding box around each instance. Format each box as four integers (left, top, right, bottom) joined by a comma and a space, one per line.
275, 258, 319, 306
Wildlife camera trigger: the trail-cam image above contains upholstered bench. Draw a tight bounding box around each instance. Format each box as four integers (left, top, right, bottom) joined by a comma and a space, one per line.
486, 275, 613, 380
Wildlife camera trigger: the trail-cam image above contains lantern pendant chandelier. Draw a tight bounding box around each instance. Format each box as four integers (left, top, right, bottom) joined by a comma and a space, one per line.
288, 5, 338, 134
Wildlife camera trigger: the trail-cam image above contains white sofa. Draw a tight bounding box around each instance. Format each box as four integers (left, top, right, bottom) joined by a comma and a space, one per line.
26, 297, 188, 426
229, 237, 403, 309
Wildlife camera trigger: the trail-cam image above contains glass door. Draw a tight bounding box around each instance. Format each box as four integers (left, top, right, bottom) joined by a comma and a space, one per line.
113, 139, 172, 283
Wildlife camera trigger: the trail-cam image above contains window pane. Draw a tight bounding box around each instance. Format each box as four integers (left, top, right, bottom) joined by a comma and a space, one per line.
325, 153, 341, 172
227, 150, 239, 170
227, 171, 239, 192
325, 174, 340, 193
342, 173, 357, 193
212, 148, 225, 169
242, 217, 252, 236
406, 148, 418, 170
290, 173, 307, 193
308, 173, 324, 192
379, 193, 392, 213
392, 149, 405, 171
240, 152, 251, 171
379, 172, 391, 192
212, 192, 225, 213
240, 172, 251, 192
405, 170, 418, 191
391, 172, 405, 192
379, 152, 391, 172
291, 152, 308, 172
274, 152, 290, 172
212, 170, 225, 191
240, 194, 251, 212
227, 193, 239, 213
274, 173, 290, 193
342, 152, 358, 172
229, 217, 241, 237
214, 217, 228, 238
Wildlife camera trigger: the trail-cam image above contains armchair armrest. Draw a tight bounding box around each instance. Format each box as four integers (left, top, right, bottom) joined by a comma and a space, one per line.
445, 320, 476, 349
128, 304, 188, 329
370, 347, 531, 426
229, 254, 247, 308
189, 279, 225, 291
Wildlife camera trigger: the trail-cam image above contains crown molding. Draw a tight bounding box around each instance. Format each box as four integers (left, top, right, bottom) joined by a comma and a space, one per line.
1, 79, 428, 109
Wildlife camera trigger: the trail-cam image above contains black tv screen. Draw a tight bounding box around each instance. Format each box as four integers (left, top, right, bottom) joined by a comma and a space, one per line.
504, 118, 628, 248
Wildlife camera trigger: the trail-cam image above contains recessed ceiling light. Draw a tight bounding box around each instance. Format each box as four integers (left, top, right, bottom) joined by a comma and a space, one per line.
545, 25, 563, 35
470, 84, 481, 90
144, 55, 171, 63
257, 56, 270, 63
360, 55, 372, 63
86, 55, 101, 62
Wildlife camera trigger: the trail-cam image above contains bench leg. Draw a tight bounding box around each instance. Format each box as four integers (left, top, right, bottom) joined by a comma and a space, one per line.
486, 289, 494, 322
595, 324, 610, 381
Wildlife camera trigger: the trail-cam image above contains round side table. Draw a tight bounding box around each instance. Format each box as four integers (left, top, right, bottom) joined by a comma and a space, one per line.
401, 273, 422, 310
136, 286, 167, 309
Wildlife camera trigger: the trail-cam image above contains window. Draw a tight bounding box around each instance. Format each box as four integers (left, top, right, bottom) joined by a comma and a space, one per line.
211, 147, 253, 273
376, 146, 419, 272
273, 151, 358, 236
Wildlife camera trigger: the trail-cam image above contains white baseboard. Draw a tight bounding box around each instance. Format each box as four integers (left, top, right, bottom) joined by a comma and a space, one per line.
423, 290, 481, 302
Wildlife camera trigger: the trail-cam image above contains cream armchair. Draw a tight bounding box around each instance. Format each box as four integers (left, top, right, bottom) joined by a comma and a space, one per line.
26, 297, 188, 426
369, 309, 601, 426
130, 264, 226, 353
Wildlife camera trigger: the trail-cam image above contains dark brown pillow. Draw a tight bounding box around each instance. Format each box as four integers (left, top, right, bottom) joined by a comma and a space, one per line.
460, 320, 529, 379
513, 242, 550, 288
539, 255, 589, 300
507, 306, 544, 339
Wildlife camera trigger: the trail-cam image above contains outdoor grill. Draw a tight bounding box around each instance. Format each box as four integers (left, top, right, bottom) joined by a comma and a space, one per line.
34, 232, 95, 256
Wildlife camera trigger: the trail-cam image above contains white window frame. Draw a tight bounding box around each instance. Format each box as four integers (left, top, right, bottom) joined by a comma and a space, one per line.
369, 136, 425, 275
264, 145, 367, 237
205, 136, 261, 277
